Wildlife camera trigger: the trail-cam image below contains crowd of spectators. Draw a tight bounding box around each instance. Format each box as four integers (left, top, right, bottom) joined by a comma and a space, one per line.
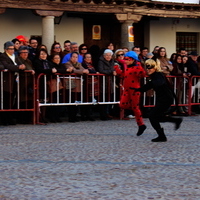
0, 34, 200, 125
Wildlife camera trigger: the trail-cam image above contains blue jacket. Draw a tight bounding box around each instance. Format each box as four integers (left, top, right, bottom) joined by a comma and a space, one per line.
62, 53, 83, 64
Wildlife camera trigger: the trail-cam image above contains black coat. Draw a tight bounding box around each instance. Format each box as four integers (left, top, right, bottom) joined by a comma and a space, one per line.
186, 57, 200, 76
51, 62, 67, 74
139, 72, 174, 105
33, 58, 53, 75
0, 52, 23, 92
98, 56, 114, 75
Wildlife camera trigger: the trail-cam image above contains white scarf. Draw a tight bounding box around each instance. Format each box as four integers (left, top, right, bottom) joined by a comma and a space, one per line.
7, 53, 17, 65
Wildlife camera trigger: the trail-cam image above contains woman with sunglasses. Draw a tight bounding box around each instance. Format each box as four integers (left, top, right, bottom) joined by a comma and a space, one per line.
50, 41, 64, 59
119, 51, 147, 136
114, 49, 134, 119
113, 49, 125, 118
130, 59, 183, 142
114, 49, 125, 74
79, 44, 88, 57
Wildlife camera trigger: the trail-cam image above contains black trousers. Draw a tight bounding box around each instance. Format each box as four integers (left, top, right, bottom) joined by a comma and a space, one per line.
149, 101, 175, 130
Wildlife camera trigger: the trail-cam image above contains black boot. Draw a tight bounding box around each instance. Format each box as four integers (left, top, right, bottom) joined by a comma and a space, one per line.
151, 128, 167, 142
175, 118, 183, 130
165, 116, 183, 130
137, 124, 146, 136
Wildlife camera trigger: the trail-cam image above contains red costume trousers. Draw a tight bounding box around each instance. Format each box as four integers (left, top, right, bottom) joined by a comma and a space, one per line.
120, 89, 144, 126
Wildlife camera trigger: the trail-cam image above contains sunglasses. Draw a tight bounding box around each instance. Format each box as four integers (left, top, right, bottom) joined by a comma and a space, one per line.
117, 54, 124, 57
146, 64, 155, 69
81, 48, 87, 50
54, 46, 61, 49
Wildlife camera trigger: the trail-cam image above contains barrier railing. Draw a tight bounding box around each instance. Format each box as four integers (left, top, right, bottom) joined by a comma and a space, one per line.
0, 70, 36, 124
37, 73, 120, 104
35, 73, 120, 123
142, 75, 192, 115
1, 71, 200, 125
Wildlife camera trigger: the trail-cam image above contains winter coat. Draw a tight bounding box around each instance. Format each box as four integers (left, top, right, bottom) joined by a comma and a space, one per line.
0, 52, 23, 92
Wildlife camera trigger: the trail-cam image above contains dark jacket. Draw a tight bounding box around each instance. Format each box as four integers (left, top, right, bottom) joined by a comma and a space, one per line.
139, 72, 174, 105
186, 57, 200, 76
98, 56, 115, 94
33, 58, 53, 75
82, 61, 97, 74
51, 62, 67, 74
98, 56, 115, 75
17, 57, 34, 102
28, 47, 37, 62
0, 52, 23, 92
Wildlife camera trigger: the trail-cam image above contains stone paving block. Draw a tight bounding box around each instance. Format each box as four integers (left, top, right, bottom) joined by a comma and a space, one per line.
0, 116, 200, 199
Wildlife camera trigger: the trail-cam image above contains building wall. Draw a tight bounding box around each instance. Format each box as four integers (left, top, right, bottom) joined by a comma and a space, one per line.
0, 9, 83, 52
1, 8, 200, 57
149, 18, 200, 57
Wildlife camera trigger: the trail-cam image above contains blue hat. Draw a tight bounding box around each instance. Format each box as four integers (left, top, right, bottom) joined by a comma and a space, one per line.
125, 51, 140, 61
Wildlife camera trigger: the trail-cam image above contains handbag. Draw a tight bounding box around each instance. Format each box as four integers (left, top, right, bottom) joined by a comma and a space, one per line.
47, 78, 63, 93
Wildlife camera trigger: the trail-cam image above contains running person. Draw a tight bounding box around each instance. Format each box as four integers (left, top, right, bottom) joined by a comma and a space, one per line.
131, 59, 183, 142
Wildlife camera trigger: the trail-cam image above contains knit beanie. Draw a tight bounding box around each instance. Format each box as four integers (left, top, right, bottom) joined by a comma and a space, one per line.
4, 41, 14, 50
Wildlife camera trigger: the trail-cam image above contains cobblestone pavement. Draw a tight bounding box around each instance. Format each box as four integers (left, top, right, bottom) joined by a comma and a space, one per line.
0, 115, 200, 200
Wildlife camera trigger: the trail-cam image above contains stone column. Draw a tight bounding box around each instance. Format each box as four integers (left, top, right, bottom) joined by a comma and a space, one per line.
42, 16, 55, 52
116, 14, 142, 50
121, 21, 134, 50
35, 10, 64, 53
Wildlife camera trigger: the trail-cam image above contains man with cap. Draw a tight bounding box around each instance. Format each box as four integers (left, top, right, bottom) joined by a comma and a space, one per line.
119, 51, 147, 136
186, 51, 200, 76
0, 41, 25, 125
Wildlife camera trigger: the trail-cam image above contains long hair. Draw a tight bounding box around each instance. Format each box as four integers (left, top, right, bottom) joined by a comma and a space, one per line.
50, 41, 62, 55
157, 47, 167, 59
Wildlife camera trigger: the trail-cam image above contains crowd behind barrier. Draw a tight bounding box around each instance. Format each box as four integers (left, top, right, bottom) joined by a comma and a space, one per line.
1, 37, 200, 125
1, 70, 200, 125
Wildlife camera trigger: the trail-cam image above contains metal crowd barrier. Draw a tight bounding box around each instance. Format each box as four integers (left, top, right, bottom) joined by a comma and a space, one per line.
1, 71, 200, 125
142, 75, 197, 115
35, 73, 120, 123
0, 70, 36, 124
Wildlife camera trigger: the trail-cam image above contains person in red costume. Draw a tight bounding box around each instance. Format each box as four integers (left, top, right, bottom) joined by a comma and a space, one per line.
119, 51, 147, 135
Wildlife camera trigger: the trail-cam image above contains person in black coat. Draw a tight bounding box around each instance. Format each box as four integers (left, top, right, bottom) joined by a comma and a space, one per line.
46, 53, 73, 122
97, 49, 117, 120
186, 51, 200, 76
33, 48, 57, 123
0, 41, 26, 125
186, 51, 200, 113
131, 59, 183, 142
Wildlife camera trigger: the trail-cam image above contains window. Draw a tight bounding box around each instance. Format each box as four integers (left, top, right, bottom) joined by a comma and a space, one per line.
176, 32, 197, 53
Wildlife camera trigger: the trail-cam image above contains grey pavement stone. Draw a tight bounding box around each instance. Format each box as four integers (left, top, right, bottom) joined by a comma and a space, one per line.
0, 116, 200, 199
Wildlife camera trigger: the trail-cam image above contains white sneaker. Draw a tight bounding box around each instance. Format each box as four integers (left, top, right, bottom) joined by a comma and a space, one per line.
127, 115, 135, 119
